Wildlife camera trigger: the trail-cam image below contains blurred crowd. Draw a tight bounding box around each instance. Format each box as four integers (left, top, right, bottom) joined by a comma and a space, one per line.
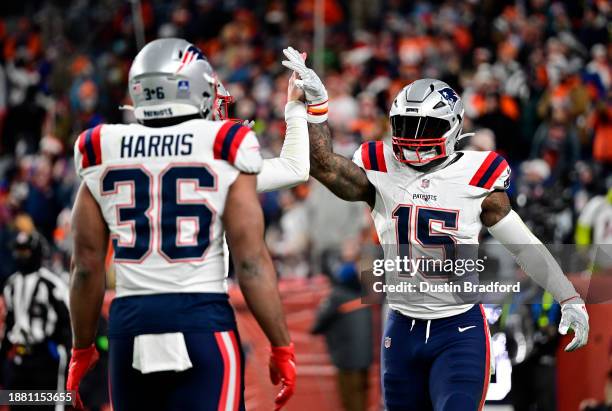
0, 0, 610, 281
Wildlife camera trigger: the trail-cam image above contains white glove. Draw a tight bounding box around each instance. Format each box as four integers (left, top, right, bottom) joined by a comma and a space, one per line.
558, 297, 589, 352
242, 119, 255, 129
281, 46, 329, 123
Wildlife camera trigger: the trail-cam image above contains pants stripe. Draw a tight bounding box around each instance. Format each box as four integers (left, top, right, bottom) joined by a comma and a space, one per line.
478, 305, 491, 411
215, 331, 240, 411
227, 331, 242, 411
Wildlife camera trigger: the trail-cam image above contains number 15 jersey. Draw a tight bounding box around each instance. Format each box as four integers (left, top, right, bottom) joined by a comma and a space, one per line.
353, 141, 511, 319
74, 120, 262, 297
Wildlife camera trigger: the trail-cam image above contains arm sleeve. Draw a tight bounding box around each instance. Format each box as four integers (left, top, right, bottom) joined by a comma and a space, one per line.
488, 210, 578, 303
256, 102, 309, 192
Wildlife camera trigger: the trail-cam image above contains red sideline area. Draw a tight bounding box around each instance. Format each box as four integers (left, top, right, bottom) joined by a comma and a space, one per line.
229, 276, 382, 411
557, 276, 612, 411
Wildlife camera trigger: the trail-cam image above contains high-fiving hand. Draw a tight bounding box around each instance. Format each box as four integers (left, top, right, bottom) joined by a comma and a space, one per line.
282, 47, 328, 123
559, 297, 589, 352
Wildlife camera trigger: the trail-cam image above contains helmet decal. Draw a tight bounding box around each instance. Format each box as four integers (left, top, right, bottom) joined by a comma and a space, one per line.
438, 87, 459, 110
176, 45, 206, 73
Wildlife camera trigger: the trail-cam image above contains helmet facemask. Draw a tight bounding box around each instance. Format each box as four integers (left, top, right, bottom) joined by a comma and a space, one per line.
391, 115, 452, 165
214, 80, 241, 123
389, 79, 465, 166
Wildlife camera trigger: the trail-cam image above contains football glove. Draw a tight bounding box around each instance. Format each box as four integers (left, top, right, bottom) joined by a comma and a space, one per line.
281, 47, 328, 123
269, 343, 297, 410
241, 119, 255, 129
559, 297, 589, 352
67, 345, 99, 409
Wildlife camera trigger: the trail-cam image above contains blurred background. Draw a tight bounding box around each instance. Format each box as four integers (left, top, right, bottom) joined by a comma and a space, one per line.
0, 0, 610, 410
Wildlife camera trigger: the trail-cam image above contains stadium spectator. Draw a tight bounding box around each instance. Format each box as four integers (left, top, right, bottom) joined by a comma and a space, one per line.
311, 239, 372, 411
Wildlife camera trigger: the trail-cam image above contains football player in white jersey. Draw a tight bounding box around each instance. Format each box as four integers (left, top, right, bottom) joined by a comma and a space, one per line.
67, 39, 307, 411
281, 47, 590, 411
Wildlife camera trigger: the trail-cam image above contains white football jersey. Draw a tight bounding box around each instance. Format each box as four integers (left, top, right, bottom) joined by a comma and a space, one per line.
74, 120, 262, 297
353, 141, 511, 319
578, 195, 612, 245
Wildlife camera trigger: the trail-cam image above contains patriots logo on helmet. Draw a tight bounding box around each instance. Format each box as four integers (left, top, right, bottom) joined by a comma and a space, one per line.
438, 87, 459, 109
176, 45, 206, 73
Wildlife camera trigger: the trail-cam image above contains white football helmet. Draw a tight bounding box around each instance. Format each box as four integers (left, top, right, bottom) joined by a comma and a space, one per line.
128, 38, 218, 121
390, 79, 464, 165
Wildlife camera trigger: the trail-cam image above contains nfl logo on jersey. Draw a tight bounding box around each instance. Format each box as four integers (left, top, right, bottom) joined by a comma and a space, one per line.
384, 337, 392, 348
421, 179, 430, 189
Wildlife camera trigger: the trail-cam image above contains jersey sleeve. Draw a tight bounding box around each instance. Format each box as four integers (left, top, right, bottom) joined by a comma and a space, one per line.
352, 141, 388, 172
74, 124, 104, 178
467, 151, 511, 191
212, 121, 262, 174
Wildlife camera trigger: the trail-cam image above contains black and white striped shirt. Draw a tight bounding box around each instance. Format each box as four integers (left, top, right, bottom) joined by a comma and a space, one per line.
2, 267, 70, 349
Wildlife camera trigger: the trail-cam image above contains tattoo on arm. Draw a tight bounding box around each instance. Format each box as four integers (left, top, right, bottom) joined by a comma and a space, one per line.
308, 122, 375, 206
481, 190, 512, 227
235, 257, 262, 280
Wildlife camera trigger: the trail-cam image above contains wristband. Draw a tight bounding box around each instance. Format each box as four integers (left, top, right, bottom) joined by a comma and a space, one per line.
307, 100, 328, 123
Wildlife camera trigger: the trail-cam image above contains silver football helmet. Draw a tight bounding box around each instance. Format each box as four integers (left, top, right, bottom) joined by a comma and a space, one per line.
128, 38, 217, 121
389, 79, 464, 165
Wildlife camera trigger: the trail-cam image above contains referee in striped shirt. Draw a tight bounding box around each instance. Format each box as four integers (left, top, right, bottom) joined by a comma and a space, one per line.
0, 230, 71, 410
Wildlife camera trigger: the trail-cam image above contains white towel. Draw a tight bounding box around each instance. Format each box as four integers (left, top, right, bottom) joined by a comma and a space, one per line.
132, 332, 193, 374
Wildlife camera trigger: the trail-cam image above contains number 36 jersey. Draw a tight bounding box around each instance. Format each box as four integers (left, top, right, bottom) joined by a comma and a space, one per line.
353, 141, 510, 319
74, 120, 262, 297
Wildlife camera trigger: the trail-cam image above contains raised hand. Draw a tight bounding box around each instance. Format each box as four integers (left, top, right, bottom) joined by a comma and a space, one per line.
282, 47, 328, 123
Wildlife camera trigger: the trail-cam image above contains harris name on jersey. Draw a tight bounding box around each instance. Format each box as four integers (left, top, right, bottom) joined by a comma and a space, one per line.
120, 133, 193, 158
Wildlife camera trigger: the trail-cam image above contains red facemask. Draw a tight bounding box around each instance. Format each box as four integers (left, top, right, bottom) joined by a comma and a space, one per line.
390, 115, 451, 164
391, 136, 448, 164
215, 93, 238, 121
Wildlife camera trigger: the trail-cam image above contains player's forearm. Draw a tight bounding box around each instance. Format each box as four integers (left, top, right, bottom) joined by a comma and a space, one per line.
256, 102, 309, 192
235, 253, 291, 347
69, 261, 105, 349
308, 121, 335, 180
308, 122, 373, 202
